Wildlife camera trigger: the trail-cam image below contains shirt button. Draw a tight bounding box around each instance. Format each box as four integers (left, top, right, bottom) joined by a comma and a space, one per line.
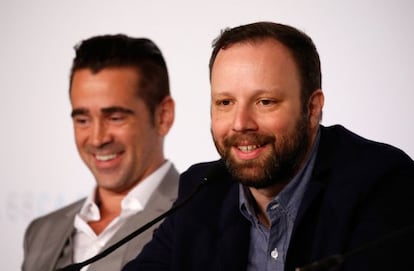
270, 203, 280, 210
271, 248, 278, 259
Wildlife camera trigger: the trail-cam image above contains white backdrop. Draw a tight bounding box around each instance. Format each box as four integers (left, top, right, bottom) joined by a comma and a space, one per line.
1, 0, 413, 270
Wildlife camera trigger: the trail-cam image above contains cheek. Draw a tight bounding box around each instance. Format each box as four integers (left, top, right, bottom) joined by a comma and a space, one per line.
128, 128, 157, 151
120, 132, 139, 149
255, 117, 294, 141
211, 110, 232, 135
211, 120, 228, 140
73, 129, 87, 148
267, 107, 301, 131
269, 118, 290, 133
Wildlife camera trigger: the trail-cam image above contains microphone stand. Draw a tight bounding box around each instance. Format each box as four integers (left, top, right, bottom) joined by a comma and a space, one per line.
56, 176, 210, 271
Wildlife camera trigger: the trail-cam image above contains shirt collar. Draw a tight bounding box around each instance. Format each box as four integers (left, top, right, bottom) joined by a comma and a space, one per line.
78, 160, 172, 221
122, 160, 172, 215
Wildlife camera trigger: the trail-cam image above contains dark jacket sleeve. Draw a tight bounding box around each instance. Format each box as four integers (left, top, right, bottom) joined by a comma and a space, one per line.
289, 125, 414, 271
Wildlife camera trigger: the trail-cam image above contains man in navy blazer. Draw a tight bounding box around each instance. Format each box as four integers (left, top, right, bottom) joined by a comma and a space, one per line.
123, 22, 414, 271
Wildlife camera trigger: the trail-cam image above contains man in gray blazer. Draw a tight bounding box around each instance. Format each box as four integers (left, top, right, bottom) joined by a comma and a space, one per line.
22, 34, 179, 271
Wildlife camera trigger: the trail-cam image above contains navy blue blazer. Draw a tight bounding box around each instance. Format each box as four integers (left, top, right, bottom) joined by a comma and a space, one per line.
123, 125, 414, 271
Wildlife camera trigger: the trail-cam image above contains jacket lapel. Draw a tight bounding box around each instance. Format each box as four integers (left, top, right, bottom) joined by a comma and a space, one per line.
214, 180, 251, 271
286, 126, 336, 271
41, 201, 83, 271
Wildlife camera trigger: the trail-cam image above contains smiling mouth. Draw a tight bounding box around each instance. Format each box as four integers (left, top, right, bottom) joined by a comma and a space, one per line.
237, 145, 261, 152
95, 153, 118, 161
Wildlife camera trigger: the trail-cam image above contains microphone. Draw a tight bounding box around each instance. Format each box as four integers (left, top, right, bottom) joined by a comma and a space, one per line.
55, 162, 225, 271
295, 223, 414, 271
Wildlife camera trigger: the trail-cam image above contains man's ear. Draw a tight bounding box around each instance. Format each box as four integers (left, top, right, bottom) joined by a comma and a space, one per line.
308, 89, 324, 128
156, 96, 175, 136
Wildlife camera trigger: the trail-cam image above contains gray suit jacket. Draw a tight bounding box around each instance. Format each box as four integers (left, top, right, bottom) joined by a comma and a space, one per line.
22, 165, 179, 271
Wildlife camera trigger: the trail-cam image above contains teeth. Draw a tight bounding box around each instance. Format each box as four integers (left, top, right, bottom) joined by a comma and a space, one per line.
238, 145, 259, 152
96, 154, 117, 161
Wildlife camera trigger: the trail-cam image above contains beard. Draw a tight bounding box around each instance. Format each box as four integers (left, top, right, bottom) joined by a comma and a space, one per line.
212, 113, 311, 189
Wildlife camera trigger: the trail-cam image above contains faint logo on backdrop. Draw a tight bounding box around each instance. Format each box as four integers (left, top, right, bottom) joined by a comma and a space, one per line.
1, 190, 85, 226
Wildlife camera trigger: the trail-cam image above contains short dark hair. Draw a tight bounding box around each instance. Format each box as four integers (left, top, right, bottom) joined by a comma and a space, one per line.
209, 21, 321, 112
69, 34, 170, 119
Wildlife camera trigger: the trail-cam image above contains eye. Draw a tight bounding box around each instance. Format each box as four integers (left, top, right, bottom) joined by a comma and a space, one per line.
108, 113, 127, 123
213, 99, 234, 112
73, 116, 90, 127
257, 99, 276, 106
215, 99, 233, 106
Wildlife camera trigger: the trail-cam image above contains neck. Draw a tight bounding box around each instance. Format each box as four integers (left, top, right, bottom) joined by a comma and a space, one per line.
248, 183, 286, 228
88, 188, 126, 235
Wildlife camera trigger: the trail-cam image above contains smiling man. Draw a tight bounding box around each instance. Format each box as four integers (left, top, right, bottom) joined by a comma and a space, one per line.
22, 35, 179, 271
123, 22, 414, 271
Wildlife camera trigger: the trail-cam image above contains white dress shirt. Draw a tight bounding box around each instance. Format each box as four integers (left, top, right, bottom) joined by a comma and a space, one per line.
73, 161, 172, 271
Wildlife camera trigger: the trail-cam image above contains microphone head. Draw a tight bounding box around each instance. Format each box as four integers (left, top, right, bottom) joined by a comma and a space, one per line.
202, 160, 228, 185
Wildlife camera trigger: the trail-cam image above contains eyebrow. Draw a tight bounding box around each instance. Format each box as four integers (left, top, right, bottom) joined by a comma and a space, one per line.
71, 106, 135, 118
71, 108, 88, 118
101, 106, 135, 115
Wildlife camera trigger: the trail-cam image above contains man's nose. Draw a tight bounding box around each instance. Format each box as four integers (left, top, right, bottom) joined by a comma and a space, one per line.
232, 105, 258, 132
90, 120, 111, 147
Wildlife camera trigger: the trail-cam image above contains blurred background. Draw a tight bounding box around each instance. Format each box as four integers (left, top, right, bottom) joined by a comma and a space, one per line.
1, 0, 413, 269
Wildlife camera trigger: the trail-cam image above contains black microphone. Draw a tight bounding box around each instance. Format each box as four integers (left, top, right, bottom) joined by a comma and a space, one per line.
295, 223, 414, 271
55, 162, 225, 271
